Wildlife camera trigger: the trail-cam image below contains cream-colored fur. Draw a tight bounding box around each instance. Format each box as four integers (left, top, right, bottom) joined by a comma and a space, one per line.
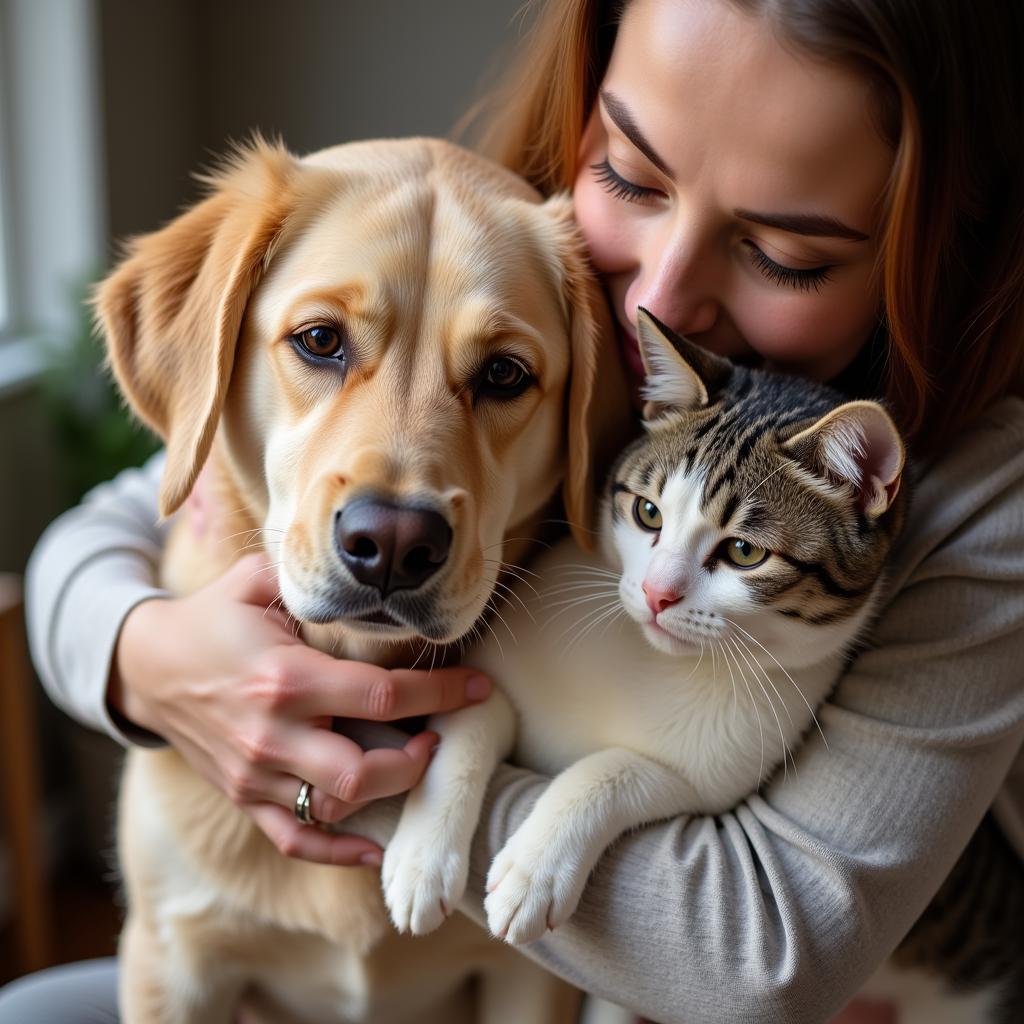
97, 136, 628, 1023
400, 314, 906, 948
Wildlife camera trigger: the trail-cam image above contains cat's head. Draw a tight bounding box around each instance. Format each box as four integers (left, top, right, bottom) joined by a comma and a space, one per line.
602, 308, 907, 668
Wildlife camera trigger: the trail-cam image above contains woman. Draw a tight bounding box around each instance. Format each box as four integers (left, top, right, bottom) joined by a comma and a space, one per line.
4, 0, 1022, 1021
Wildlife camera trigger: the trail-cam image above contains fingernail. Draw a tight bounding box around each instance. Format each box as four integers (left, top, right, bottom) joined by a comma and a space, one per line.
465, 674, 491, 701
359, 851, 382, 867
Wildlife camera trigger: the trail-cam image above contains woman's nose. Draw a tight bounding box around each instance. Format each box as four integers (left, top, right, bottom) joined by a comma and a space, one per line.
626, 244, 720, 338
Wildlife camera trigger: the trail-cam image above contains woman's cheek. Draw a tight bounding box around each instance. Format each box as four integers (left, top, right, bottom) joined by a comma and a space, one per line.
733, 290, 873, 377
572, 178, 634, 274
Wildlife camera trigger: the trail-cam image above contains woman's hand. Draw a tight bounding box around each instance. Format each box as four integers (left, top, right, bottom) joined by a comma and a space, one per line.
108, 553, 492, 866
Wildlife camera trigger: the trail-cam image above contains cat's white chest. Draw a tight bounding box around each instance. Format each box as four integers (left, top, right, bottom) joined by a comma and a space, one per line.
473, 537, 838, 811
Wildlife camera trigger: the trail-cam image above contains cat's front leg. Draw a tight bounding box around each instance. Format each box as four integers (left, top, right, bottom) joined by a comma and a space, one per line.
383, 690, 515, 935
485, 748, 698, 945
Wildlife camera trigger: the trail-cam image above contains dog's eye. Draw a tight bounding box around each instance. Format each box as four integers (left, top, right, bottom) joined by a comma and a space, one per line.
478, 356, 532, 399
296, 326, 344, 360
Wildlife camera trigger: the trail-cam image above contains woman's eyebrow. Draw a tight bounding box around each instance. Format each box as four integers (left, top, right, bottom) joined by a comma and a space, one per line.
600, 91, 674, 177
735, 209, 870, 242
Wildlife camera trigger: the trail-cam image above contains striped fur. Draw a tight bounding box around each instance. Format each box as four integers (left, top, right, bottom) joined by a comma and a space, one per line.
608, 314, 906, 638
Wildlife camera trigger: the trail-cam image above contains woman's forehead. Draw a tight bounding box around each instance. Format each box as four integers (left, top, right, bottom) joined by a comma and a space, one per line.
606, 0, 893, 224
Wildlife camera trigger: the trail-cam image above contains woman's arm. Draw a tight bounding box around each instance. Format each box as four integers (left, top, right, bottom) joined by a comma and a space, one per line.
459, 398, 1024, 1023
26, 451, 172, 745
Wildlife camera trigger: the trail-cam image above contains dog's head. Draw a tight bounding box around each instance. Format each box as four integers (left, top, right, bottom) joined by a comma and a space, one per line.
96, 137, 628, 645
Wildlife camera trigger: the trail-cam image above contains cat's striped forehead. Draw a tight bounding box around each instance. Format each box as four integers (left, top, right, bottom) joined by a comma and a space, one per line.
615, 366, 844, 532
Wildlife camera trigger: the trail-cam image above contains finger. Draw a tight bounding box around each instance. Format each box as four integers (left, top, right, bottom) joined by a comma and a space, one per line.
271, 648, 492, 721
295, 727, 440, 804
266, 771, 369, 825
248, 803, 383, 867
228, 553, 281, 608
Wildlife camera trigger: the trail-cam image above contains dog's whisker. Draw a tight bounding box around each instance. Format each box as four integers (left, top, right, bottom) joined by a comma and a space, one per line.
486, 596, 519, 644
408, 640, 432, 672
479, 557, 543, 588
480, 537, 552, 554
479, 609, 506, 662
489, 577, 535, 624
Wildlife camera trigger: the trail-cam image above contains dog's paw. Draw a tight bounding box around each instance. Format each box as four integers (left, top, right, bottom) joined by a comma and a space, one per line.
382, 828, 468, 936
484, 827, 588, 945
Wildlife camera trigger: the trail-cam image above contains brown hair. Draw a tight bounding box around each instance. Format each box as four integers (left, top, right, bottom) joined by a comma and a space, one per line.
464, 0, 1024, 453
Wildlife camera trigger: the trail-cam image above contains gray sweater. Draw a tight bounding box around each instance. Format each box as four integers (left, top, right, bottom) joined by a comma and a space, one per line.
26, 398, 1024, 1023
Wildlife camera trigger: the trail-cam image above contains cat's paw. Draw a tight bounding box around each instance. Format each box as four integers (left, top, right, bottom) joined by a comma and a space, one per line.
382, 826, 468, 936
484, 826, 588, 945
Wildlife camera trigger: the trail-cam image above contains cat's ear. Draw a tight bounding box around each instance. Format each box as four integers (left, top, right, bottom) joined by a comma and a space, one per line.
636, 307, 731, 420
782, 400, 905, 518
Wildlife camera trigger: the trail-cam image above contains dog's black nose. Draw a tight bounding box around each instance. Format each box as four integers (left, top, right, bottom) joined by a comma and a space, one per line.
335, 499, 452, 596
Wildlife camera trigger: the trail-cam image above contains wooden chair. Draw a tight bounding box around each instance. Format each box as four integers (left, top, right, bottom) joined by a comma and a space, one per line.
0, 573, 54, 973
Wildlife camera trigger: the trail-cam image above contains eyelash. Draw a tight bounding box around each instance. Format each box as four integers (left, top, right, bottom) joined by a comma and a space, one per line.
591, 158, 835, 293
742, 241, 833, 293
591, 159, 658, 204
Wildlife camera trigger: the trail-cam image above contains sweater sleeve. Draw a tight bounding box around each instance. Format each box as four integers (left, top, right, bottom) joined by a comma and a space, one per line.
25, 451, 172, 747
458, 398, 1024, 1023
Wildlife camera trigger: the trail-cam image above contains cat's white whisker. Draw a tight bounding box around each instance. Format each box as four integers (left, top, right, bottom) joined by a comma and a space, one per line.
725, 637, 766, 786
724, 618, 829, 751
731, 633, 796, 730
685, 642, 705, 681
544, 593, 621, 627
718, 639, 740, 724
570, 602, 630, 655
730, 636, 790, 780
555, 599, 625, 655
541, 580, 621, 596
597, 606, 628, 641
543, 586, 620, 606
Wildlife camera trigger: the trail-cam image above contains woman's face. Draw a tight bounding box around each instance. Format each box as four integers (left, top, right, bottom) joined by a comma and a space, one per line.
573, 0, 894, 382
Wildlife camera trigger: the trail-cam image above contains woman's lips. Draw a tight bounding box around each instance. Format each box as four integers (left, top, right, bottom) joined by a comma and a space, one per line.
619, 323, 645, 379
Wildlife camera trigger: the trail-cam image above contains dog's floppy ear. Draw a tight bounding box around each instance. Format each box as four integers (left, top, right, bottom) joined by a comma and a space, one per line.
94, 138, 299, 518
542, 194, 632, 551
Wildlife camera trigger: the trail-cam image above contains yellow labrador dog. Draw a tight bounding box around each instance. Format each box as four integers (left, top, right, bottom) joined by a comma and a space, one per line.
96, 137, 627, 1023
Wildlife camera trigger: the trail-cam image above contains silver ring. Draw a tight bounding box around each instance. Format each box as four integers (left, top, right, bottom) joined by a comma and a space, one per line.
293, 779, 316, 826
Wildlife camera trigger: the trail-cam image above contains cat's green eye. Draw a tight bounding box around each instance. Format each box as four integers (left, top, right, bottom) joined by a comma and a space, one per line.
724, 538, 769, 569
633, 497, 663, 532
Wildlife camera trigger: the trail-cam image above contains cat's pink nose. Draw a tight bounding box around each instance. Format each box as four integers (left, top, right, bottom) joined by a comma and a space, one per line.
643, 581, 681, 615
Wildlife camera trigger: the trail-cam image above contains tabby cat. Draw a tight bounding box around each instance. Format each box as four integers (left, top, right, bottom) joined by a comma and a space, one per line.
476, 307, 908, 945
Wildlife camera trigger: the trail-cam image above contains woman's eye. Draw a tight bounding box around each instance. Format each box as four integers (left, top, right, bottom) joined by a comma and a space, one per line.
633, 497, 663, 531
743, 241, 833, 293
591, 159, 661, 204
723, 538, 769, 569
295, 326, 344, 360
476, 356, 533, 400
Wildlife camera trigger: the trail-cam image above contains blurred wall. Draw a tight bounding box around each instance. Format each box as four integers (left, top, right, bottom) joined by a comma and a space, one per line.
99, 0, 528, 242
